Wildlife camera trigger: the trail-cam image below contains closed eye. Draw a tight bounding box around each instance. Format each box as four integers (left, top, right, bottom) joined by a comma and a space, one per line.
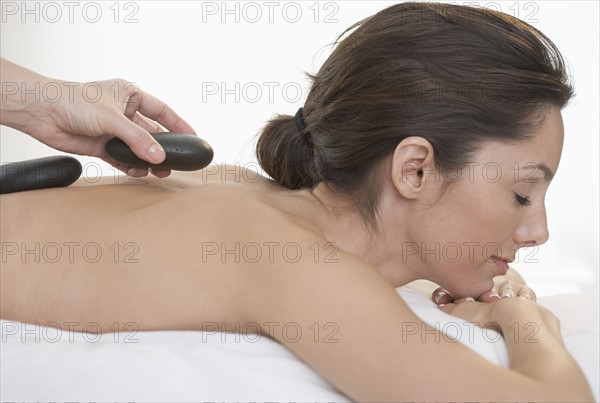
515, 193, 532, 207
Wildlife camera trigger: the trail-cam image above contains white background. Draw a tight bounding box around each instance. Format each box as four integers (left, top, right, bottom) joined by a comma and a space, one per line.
1, 1, 598, 297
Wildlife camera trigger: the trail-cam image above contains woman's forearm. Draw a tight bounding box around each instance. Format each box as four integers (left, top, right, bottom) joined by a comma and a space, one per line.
495, 300, 593, 401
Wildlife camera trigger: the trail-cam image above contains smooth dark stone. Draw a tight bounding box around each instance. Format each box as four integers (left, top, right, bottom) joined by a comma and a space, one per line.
0, 156, 83, 194
105, 133, 214, 171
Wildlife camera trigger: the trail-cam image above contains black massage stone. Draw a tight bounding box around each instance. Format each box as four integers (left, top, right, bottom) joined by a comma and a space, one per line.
105, 133, 214, 171
0, 156, 83, 194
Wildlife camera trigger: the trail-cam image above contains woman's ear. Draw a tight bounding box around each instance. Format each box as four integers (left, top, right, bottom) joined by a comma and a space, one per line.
390, 136, 438, 199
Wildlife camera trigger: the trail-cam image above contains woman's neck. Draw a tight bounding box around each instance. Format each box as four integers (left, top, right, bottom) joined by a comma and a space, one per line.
307, 182, 419, 287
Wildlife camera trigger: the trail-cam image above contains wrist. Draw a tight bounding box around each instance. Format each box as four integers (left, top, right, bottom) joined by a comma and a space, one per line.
1, 58, 58, 134
490, 298, 562, 340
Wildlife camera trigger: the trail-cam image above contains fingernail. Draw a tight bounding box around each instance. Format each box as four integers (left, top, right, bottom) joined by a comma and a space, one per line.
127, 167, 137, 176
434, 291, 448, 305
501, 291, 513, 298
489, 292, 500, 301
438, 303, 446, 308
148, 144, 165, 164
465, 297, 475, 302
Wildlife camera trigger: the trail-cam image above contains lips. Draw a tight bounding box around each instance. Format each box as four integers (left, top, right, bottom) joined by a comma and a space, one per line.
490, 255, 511, 275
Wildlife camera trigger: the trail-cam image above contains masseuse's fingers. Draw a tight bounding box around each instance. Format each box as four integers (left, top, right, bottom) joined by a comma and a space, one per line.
116, 89, 195, 173
101, 116, 172, 177
432, 287, 455, 305
149, 167, 171, 178
103, 150, 168, 178
132, 111, 165, 133
101, 114, 166, 165
101, 156, 149, 178
125, 89, 197, 135
131, 112, 171, 178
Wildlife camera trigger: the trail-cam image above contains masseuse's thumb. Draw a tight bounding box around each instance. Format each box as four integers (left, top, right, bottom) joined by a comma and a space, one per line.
106, 116, 166, 164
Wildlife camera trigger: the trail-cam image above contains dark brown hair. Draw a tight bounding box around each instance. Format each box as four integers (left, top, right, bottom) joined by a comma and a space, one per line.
256, 2, 574, 229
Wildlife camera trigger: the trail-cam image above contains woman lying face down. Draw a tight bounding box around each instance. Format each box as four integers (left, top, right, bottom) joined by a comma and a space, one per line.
257, 2, 569, 301
1, 2, 593, 401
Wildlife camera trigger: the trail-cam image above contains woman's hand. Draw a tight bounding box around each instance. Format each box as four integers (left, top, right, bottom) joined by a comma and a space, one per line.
432, 267, 537, 305
477, 273, 537, 302
437, 294, 558, 338
1, 58, 196, 178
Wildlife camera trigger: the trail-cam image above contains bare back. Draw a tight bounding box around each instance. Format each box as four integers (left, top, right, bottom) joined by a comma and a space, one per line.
0, 166, 325, 332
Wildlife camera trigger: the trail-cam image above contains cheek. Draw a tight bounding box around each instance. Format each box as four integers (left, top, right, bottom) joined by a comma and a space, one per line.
424, 181, 517, 270
432, 183, 511, 245
414, 171, 525, 297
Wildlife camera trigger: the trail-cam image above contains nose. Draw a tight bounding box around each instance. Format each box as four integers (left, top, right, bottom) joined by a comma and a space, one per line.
513, 203, 550, 247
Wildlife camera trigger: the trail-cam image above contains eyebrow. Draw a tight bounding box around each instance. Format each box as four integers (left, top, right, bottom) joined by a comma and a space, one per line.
521, 163, 555, 182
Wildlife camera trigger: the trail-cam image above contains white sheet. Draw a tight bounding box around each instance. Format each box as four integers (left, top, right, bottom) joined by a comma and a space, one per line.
2, 284, 598, 401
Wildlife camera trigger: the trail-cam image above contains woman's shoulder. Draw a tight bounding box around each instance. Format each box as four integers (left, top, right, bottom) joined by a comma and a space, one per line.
71, 163, 273, 189
119, 163, 275, 189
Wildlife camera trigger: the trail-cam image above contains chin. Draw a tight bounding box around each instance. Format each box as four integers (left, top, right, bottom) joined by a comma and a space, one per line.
445, 277, 495, 300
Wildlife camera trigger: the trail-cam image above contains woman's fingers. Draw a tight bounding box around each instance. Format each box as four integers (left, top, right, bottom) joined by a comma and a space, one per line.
498, 281, 515, 299
477, 290, 501, 302
437, 298, 479, 316
477, 279, 537, 303
453, 297, 476, 304
432, 287, 455, 305
433, 281, 536, 308
517, 287, 537, 301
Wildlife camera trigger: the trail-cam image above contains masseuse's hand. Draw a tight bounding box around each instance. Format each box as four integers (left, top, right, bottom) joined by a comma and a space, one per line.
432, 267, 537, 305
1, 58, 196, 178
43, 78, 196, 178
